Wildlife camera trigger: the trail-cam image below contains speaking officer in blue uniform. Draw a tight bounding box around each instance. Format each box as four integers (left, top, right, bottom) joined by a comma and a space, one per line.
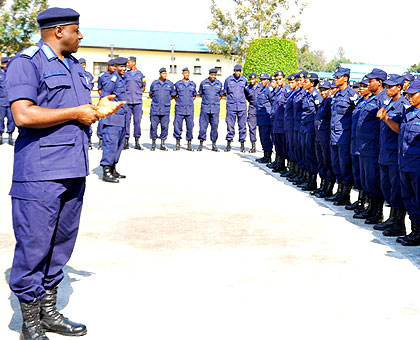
124, 56, 146, 150
173, 67, 196, 151
327, 67, 358, 204
0, 58, 15, 145
197, 68, 223, 152
6, 8, 124, 340
244, 72, 262, 153
353, 68, 389, 224
149, 67, 176, 151
100, 57, 128, 183
373, 74, 409, 236
395, 80, 420, 246
255, 73, 274, 163
223, 64, 247, 152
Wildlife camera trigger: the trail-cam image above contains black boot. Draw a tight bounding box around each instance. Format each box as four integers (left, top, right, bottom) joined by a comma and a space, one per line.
249, 142, 256, 153
282, 161, 295, 178
373, 207, 396, 231
197, 140, 203, 151
187, 140, 193, 151
123, 138, 129, 150
256, 150, 270, 163
98, 138, 102, 150
240, 142, 245, 153
20, 300, 49, 340
40, 287, 87, 337
297, 171, 310, 188
311, 178, 325, 196
345, 190, 366, 211
287, 164, 299, 181
134, 137, 142, 150
160, 140, 168, 151
212, 141, 219, 152
267, 155, 278, 169
102, 165, 119, 183
365, 201, 384, 225
353, 198, 374, 219
225, 140, 232, 152
325, 183, 342, 202
279, 159, 290, 176
174, 139, 181, 151
151, 139, 156, 151
0, 133, 2, 145
399, 221, 420, 246
334, 184, 352, 206
383, 209, 406, 237
273, 157, 285, 173
302, 174, 317, 191
112, 163, 126, 179
8, 132, 13, 145
293, 169, 306, 185
88, 138, 92, 150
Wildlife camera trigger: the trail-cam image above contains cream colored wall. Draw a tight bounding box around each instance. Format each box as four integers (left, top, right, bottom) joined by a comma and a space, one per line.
74, 47, 236, 90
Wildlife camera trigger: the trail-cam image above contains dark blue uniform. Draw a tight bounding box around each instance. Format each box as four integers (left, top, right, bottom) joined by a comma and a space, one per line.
272, 85, 291, 158
96, 71, 114, 139
124, 69, 145, 138
293, 88, 305, 169
100, 72, 127, 166
198, 78, 223, 142
173, 79, 197, 140
224, 74, 248, 142
6, 41, 90, 303
244, 82, 262, 143
0, 69, 15, 135
284, 90, 296, 162
149, 79, 175, 140
256, 85, 274, 150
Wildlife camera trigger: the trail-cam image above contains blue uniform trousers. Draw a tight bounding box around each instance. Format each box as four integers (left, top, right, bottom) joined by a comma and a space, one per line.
88, 126, 93, 138
258, 125, 273, 151
0, 106, 15, 133
96, 120, 103, 139
380, 163, 404, 209
294, 131, 304, 168
273, 133, 286, 157
226, 109, 247, 142
150, 115, 170, 140
198, 112, 219, 142
400, 170, 420, 223
315, 140, 335, 182
303, 130, 318, 175
100, 125, 125, 166
285, 130, 294, 162
330, 144, 353, 185
125, 103, 143, 138
359, 155, 383, 201
247, 115, 257, 143
173, 114, 194, 141
9, 178, 85, 303
351, 155, 362, 190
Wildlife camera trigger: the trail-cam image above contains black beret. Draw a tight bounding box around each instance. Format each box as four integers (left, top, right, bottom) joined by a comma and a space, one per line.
159, 67, 167, 73
37, 7, 80, 29
113, 57, 128, 65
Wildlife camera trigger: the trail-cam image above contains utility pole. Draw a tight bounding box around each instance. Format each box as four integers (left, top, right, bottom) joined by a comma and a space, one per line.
110, 43, 115, 58
170, 43, 175, 82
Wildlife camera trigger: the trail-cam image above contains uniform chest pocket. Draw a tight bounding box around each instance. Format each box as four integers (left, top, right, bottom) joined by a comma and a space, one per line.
407, 124, 420, 145
39, 133, 77, 171
44, 76, 72, 102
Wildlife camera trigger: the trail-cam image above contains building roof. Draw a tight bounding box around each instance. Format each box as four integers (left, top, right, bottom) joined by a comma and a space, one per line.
341, 63, 408, 81
79, 28, 220, 53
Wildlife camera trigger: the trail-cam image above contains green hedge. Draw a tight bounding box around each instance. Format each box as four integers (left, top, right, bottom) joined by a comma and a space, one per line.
243, 38, 298, 78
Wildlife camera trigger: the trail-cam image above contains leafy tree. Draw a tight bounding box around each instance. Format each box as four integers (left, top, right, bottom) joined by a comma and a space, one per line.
325, 47, 352, 72
0, 0, 48, 55
408, 63, 420, 73
298, 43, 326, 72
207, 0, 306, 62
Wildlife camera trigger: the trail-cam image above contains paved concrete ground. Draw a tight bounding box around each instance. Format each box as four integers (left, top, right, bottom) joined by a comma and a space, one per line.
1, 118, 420, 339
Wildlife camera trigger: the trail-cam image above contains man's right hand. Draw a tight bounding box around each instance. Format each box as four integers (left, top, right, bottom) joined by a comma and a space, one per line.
75, 104, 103, 125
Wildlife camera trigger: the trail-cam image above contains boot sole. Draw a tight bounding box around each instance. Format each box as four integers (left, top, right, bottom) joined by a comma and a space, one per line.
45, 328, 88, 337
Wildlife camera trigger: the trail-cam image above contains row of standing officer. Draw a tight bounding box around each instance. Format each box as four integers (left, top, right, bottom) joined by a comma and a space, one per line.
0, 56, 16, 145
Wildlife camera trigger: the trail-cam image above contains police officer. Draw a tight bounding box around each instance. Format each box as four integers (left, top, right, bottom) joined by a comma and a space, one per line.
0, 56, 15, 145
173, 67, 197, 151
197, 68, 223, 151
6, 8, 124, 339
327, 67, 358, 205
373, 74, 409, 236
255, 73, 273, 163
149, 67, 176, 151
396, 79, 420, 246
244, 72, 262, 153
124, 56, 146, 150
403, 71, 414, 92
79, 58, 94, 149
100, 57, 129, 183
353, 68, 389, 224
97, 59, 116, 149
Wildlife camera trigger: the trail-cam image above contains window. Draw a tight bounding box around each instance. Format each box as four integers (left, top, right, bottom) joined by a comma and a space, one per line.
107, 54, 119, 58
196, 58, 200, 62
215, 67, 222, 76
169, 65, 177, 73
194, 66, 201, 75
93, 62, 108, 80
216, 59, 220, 63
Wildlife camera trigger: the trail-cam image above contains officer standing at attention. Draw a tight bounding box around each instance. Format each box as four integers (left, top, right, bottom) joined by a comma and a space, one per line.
255, 73, 274, 163
124, 56, 146, 150
78, 58, 94, 149
244, 72, 262, 153
403, 72, 414, 92
173, 67, 197, 151
6, 8, 124, 340
149, 67, 176, 151
223, 64, 248, 152
100, 57, 129, 183
0, 56, 15, 145
197, 68, 223, 151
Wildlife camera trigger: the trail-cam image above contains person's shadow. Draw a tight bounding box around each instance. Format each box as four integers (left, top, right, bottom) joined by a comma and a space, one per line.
5, 266, 93, 332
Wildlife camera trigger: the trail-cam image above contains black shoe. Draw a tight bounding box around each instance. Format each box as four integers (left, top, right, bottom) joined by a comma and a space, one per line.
8, 132, 13, 145
102, 165, 119, 183
240, 142, 245, 153
400, 221, 420, 246
249, 142, 256, 153
98, 138, 102, 150
134, 137, 142, 150
267, 155, 279, 169
40, 287, 87, 337
0, 133, 2, 145
325, 183, 342, 202
353, 198, 374, 219
212, 141, 220, 152
151, 139, 156, 151
273, 157, 286, 173
345, 189, 366, 211
365, 200, 384, 225
160, 140, 168, 151
20, 300, 49, 340
281, 161, 294, 177
256, 150, 272, 163
187, 140, 193, 151
112, 163, 126, 179
197, 140, 203, 151
302, 174, 317, 191
334, 184, 352, 206
373, 207, 396, 231
383, 209, 406, 237
123, 138, 129, 150
225, 140, 232, 152
293, 169, 306, 185
174, 139, 181, 151
88, 138, 92, 150
297, 171, 310, 188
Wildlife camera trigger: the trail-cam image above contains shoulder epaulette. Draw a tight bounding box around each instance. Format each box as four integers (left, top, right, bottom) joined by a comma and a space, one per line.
350, 94, 358, 101
20, 46, 40, 59
99, 72, 105, 78
111, 75, 118, 82
404, 104, 411, 109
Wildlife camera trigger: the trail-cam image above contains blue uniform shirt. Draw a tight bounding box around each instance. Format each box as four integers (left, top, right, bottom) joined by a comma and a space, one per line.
273, 85, 292, 133
149, 79, 175, 115
85, 71, 94, 90
256, 85, 273, 126
284, 90, 297, 132
223, 74, 247, 111
399, 107, 420, 172
301, 88, 322, 133
199, 78, 223, 114
0, 69, 8, 106
125, 69, 146, 104
174, 79, 197, 115
98, 71, 112, 91
101, 72, 128, 127
379, 96, 410, 165
357, 89, 389, 156
314, 96, 332, 142
245, 82, 263, 116
350, 97, 369, 156
330, 85, 359, 145
5, 40, 91, 181
293, 88, 305, 131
